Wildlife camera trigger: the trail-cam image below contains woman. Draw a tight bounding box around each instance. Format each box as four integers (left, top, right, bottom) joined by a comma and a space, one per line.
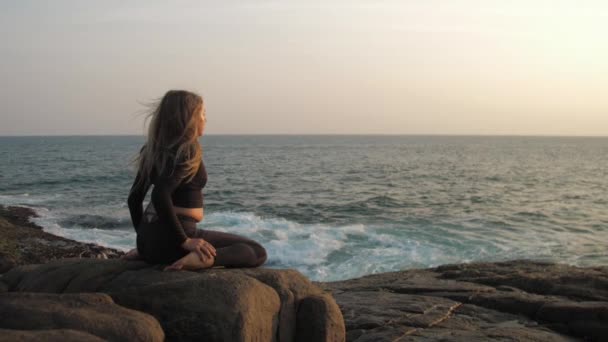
123, 90, 267, 272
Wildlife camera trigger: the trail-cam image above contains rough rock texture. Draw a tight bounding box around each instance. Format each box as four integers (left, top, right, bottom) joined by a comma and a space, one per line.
318, 260, 608, 341
0, 328, 107, 342
0, 292, 164, 341
0, 205, 125, 273
0, 258, 346, 342
296, 293, 346, 342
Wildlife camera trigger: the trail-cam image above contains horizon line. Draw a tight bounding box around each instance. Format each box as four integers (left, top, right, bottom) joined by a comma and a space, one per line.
1, 133, 608, 138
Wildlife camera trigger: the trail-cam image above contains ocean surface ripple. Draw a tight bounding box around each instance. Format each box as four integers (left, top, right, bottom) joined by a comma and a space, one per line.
1, 135, 607, 281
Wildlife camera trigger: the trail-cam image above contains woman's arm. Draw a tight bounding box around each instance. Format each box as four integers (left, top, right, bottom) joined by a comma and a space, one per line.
127, 170, 150, 233
150, 170, 190, 245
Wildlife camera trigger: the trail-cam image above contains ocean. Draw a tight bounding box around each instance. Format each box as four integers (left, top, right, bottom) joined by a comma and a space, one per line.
1, 135, 607, 281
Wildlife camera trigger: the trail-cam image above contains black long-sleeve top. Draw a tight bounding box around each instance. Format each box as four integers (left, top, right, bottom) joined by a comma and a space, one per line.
127, 160, 207, 245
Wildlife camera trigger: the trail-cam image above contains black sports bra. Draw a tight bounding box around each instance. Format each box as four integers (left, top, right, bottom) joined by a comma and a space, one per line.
171, 162, 207, 208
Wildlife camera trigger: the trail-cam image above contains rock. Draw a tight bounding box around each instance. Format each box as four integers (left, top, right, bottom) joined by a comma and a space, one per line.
0, 206, 41, 229
321, 260, 607, 341
436, 259, 608, 301
2, 258, 345, 342
536, 301, 608, 338
0, 256, 16, 274
404, 324, 576, 342
464, 290, 557, 318
0, 328, 107, 342
0, 205, 126, 274
0, 292, 164, 342
296, 293, 346, 342
320, 268, 496, 294
229, 268, 345, 341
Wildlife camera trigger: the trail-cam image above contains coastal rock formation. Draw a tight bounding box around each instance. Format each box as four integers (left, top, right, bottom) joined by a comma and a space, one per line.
0, 292, 164, 341
0, 205, 125, 273
0, 258, 345, 342
2, 205, 606, 341
318, 260, 608, 341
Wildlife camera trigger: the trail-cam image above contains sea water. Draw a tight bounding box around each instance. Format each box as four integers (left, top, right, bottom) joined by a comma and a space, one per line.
1, 135, 607, 281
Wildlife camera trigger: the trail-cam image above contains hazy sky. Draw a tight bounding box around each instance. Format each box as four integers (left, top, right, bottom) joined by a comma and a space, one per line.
1, 0, 607, 135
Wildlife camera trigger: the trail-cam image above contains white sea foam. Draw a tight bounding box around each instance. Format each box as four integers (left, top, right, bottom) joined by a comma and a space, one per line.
0, 193, 63, 205
198, 211, 485, 280
202, 211, 348, 268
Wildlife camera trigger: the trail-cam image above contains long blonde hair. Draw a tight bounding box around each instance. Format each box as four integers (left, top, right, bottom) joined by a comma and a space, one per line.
132, 90, 203, 190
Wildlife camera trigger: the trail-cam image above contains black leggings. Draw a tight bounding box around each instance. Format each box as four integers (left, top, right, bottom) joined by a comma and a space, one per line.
136, 215, 267, 267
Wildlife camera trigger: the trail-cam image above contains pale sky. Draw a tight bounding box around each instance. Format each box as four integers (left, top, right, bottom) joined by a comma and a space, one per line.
1, 0, 607, 136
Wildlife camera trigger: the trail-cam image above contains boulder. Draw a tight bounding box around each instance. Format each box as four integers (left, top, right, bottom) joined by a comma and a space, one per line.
0, 292, 164, 342
1, 258, 345, 342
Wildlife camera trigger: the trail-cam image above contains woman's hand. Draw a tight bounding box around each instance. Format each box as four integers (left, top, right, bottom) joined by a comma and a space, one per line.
181, 237, 217, 261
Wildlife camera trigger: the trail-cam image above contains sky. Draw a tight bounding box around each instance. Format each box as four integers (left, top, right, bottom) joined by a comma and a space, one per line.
1, 0, 607, 136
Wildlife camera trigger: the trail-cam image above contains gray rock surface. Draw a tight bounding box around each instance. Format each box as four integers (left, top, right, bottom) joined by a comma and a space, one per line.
318, 260, 607, 341
1, 258, 346, 342
0, 292, 164, 341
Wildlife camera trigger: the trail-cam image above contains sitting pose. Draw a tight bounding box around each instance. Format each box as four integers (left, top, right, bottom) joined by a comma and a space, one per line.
124, 90, 267, 271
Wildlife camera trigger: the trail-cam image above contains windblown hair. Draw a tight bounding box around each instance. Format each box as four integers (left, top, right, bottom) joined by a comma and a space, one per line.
132, 90, 203, 190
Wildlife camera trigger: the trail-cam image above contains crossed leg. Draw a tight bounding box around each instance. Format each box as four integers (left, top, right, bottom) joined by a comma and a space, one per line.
163, 229, 267, 271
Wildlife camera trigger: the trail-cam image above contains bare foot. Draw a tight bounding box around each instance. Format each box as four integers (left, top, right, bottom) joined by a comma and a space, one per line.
163, 251, 215, 272
163, 263, 184, 271
121, 248, 141, 260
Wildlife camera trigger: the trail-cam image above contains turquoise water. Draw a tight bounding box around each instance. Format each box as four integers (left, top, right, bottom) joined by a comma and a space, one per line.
1, 135, 607, 281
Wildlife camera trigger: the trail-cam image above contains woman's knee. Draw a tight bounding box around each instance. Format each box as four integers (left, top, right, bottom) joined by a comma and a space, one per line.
230, 242, 267, 267
249, 242, 267, 267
